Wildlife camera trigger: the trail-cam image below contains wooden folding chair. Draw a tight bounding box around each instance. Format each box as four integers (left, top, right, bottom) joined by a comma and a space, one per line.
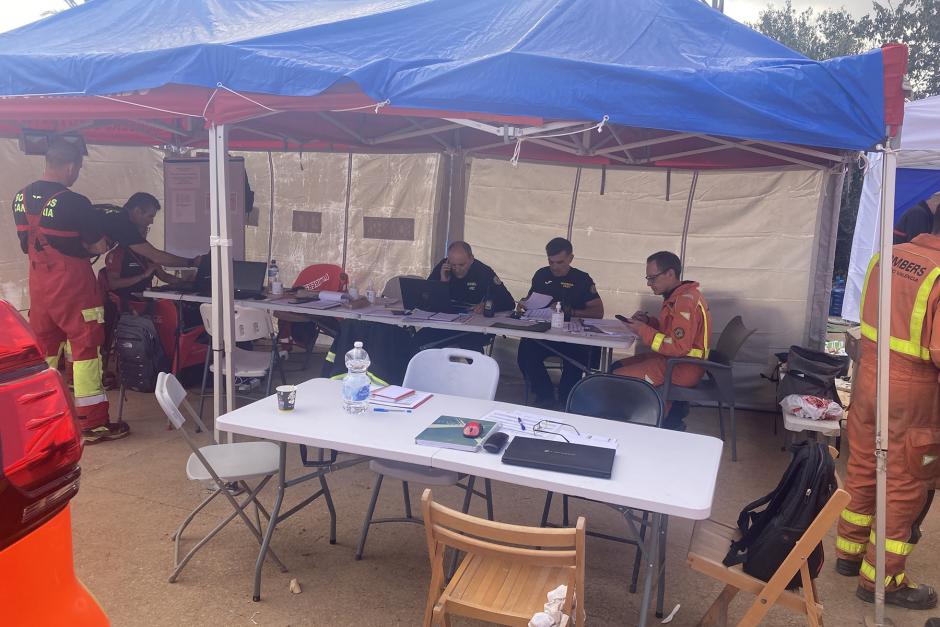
687, 447, 849, 626
421, 489, 586, 627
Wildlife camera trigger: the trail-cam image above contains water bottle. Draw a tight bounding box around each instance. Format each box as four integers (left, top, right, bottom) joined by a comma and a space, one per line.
268, 260, 282, 294
342, 341, 371, 414
366, 281, 377, 305
551, 302, 564, 329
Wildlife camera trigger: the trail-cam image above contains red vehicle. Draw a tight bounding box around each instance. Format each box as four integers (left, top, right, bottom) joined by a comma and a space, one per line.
0, 299, 108, 626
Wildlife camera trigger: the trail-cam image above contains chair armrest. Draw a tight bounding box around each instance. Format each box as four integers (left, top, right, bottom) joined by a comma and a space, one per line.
662, 358, 732, 398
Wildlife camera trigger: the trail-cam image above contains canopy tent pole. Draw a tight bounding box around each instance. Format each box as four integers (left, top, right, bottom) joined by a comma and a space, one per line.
209, 123, 237, 442
869, 139, 898, 627
208, 125, 223, 440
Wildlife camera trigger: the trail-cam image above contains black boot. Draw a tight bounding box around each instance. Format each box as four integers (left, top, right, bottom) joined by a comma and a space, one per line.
836, 558, 861, 576
663, 401, 689, 430
857, 583, 938, 610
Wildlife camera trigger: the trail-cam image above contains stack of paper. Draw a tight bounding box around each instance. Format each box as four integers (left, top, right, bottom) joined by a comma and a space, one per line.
369, 388, 433, 409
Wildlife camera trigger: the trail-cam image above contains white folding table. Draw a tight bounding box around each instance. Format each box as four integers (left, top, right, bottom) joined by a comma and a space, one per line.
216, 377, 722, 626
143, 289, 636, 371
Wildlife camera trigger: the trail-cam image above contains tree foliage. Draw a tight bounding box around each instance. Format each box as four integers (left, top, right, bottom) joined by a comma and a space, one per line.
750, 1, 938, 281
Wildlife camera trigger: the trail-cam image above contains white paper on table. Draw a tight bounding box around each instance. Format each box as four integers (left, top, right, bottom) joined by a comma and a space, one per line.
480, 409, 618, 449
523, 292, 553, 310
404, 309, 435, 320
297, 300, 342, 310
430, 312, 461, 322
317, 290, 345, 302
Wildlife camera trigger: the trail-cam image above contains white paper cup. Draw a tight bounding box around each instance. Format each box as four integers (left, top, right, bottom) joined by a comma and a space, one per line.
276, 385, 297, 411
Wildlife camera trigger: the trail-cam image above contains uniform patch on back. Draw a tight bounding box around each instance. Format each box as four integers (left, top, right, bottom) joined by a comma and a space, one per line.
674, 328, 685, 339
680, 311, 691, 320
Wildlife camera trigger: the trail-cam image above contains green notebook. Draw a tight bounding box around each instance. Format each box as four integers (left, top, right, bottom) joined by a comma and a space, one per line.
415, 415, 500, 452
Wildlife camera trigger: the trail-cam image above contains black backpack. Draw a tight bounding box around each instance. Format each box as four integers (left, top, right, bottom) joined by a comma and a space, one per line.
723, 442, 836, 589
114, 310, 166, 393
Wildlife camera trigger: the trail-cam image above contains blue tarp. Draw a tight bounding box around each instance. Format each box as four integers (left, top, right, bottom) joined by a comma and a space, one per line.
0, 0, 888, 150
895, 169, 940, 220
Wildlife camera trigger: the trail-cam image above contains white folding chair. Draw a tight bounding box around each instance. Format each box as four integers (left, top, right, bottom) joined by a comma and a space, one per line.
355, 348, 499, 560
155, 372, 288, 583
198, 303, 286, 419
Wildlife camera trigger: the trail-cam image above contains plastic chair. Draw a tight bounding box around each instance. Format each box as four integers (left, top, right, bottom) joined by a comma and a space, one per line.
155, 372, 287, 584
422, 488, 586, 627
662, 315, 755, 462
541, 375, 665, 605
687, 446, 848, 625
355, 348, 499, 560
277, 263, 348, 369
197, 303, 286, 419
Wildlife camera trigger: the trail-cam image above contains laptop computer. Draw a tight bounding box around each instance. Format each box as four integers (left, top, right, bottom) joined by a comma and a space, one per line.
231, 260, 268, 299
399, 277, 463, 313
501, 436, 616, 479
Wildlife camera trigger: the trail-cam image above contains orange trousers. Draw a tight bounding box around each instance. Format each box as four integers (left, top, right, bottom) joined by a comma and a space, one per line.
836, 341, 940, 591
612, 352, 703, 388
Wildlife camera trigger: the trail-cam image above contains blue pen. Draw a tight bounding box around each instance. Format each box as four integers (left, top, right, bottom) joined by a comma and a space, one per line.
517, 417, 526, 431
372, 407, 412, 413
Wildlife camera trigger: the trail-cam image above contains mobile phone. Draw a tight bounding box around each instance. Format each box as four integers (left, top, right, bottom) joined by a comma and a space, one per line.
615, 314, 631, 323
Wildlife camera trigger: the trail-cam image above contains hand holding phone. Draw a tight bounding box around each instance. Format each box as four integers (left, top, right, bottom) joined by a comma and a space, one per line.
441, 260, 452, 281
615, 314, 631, 324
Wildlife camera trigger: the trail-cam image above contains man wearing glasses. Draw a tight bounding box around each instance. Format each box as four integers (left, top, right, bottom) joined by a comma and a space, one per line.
613, 251, 710, 430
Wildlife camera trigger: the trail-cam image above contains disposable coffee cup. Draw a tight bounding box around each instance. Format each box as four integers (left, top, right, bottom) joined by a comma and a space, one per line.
276, 385, 297, 411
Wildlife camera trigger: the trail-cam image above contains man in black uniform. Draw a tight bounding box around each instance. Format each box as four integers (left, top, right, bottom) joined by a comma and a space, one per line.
518, 237, 604, 408
413, 240, 514, 352
895, 192, 940, 244
101, 192, 195, 304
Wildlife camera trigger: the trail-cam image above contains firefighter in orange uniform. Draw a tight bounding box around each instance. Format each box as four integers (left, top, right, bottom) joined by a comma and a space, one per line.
612, 251, 710, 430
11, 139, 127, 444
834, 219, 940, 610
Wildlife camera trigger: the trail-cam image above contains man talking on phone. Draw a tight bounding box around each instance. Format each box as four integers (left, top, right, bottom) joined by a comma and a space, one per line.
612, 251, 710, 431
414, 240, 514, 351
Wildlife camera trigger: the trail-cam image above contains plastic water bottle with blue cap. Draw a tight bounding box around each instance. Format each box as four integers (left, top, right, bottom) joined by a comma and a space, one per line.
342, 341, 371, 414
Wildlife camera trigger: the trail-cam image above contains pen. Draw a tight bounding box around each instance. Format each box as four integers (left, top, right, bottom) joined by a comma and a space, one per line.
372, 407, 412, 413
517, 417, 526, 431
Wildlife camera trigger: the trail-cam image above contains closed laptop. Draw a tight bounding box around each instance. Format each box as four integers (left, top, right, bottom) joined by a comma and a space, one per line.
501, 436, 615, 479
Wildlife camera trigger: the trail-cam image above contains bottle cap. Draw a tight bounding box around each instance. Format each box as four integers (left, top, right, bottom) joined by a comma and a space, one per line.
353, 341, 363, 348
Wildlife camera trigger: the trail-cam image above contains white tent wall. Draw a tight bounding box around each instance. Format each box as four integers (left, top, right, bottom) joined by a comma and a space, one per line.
0, 139, 165, 311
463, 158, 844, 409
238, 151, 440, 292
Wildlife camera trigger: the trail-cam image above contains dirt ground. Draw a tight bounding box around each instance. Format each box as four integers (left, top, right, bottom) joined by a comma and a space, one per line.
71, 340, 940, 627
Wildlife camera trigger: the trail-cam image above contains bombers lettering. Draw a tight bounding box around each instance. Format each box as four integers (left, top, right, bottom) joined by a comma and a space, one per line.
892, 255, 927, 278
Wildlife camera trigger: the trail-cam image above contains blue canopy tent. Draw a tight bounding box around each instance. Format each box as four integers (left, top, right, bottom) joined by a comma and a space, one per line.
0, 1, 908, 621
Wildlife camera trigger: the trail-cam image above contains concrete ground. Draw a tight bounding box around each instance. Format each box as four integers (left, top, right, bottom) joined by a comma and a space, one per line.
72, 340, 940, 627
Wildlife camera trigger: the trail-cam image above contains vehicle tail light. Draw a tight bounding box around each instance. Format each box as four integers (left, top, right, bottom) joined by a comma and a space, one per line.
0, 302, 83, 548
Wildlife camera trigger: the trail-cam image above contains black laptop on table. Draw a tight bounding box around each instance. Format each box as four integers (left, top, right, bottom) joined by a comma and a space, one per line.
399, 277, 466, 314
501, 436, 616, 479
149, 257, 266, 299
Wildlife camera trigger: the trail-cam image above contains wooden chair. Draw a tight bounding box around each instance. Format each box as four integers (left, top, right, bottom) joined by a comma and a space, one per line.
686, 447, 849, 626
421, 489, 586, 627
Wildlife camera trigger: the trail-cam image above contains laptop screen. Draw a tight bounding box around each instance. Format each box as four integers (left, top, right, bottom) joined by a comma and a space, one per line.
232, 261, 268, 294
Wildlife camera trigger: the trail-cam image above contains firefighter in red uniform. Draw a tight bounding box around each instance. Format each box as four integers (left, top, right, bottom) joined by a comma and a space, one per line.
834, 218, 940, 610
612, 251, 710, 430
11, 139, 128, 443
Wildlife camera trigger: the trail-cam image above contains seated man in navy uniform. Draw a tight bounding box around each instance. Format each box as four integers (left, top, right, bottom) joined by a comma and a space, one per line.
517, 237, 604, 408
412, 240, 515, 353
